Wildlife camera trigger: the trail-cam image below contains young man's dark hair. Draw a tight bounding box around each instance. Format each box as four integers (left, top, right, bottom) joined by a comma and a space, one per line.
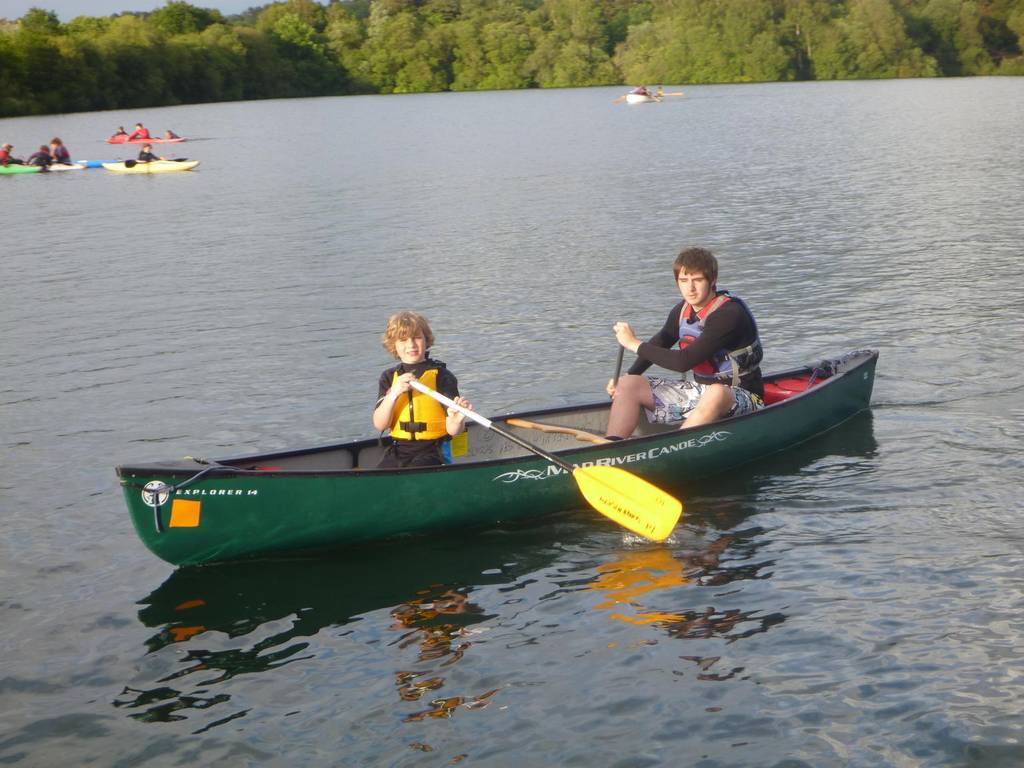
673, 247, 718, 286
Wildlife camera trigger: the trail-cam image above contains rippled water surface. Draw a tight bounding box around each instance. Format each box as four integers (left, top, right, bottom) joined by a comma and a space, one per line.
3, 78, 1024, 766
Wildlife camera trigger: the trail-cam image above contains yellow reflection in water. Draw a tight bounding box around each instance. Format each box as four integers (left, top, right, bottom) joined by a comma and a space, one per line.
588, 548, 691, 625
588, 536, 735, 627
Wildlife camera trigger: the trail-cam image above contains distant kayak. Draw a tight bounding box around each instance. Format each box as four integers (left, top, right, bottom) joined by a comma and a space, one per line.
107, 136, 187, 144
102, 159, 199, 174
615, 88, 683, 105
0, 165, 42, 175
76, 160, 113, 168
49, 163, 87, 171
625, 93, 659, 104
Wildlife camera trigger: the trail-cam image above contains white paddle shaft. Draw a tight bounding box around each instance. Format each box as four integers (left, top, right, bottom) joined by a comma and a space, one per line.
410, 380, 493, 429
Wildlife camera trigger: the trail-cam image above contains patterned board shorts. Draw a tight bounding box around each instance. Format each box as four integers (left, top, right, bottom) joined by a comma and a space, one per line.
645, 377, 764, 424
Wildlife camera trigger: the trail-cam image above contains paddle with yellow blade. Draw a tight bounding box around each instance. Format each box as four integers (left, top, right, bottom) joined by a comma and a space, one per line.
410, 380, 682, 541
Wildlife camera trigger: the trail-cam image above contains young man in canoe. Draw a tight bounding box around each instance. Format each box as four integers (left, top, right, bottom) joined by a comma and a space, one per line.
372, 311, 473, 468
605, 247, 764, 439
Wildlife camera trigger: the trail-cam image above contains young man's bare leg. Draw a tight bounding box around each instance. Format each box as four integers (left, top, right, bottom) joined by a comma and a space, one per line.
606, 375, 655, 439
681, 384, 734, 429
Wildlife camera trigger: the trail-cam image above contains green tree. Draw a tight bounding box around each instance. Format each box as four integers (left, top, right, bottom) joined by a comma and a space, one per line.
360, 3, 450, 92
906, 0, 993, 74
837, 0, 938, 78
526, 0, 617, 87
616, 0, 794, 85
1000, 8, 1024, 73
93, 15, 170, 107
18, 8, 60, 34
782, 0, 837, 78
149, 2, 224, 36
449, 4, 534, 91
326, 5, 371, 89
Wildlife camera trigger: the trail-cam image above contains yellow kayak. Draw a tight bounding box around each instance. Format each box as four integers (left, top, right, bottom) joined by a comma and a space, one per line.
102, 160, 200, 174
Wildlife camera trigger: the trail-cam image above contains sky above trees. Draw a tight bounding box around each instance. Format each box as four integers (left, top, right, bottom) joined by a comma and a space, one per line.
2, 0, 252, 21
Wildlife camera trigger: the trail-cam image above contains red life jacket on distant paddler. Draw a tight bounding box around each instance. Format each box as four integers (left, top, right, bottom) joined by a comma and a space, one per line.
678, 291, 763, 388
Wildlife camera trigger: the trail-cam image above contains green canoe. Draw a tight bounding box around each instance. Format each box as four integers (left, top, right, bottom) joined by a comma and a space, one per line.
117, 350, 878, 566
0, 164, 42, 175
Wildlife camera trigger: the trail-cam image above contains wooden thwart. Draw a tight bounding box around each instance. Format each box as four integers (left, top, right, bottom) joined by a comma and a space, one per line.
505, 418, 610, 445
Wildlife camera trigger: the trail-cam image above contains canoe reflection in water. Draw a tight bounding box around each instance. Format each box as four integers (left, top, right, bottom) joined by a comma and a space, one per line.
388, 586, 501, 721
118, 412, 876, 729
121, 534, 558, 727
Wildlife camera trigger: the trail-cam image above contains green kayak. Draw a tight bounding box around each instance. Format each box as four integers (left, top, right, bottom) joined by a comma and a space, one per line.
117, 350, 878, 566
0, 164, 42, 175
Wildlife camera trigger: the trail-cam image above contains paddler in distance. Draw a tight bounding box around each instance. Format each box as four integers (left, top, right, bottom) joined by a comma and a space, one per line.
127, 122, 150, 141
136, 143, 164, 163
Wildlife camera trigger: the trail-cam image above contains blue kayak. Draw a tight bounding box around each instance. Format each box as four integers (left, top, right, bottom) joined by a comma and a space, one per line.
76, 160, 113, 168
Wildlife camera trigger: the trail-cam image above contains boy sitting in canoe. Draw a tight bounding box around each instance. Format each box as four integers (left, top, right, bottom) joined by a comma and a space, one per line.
605, 247, 764, 439
372, 311, 473, 468
128, 122, 150, 141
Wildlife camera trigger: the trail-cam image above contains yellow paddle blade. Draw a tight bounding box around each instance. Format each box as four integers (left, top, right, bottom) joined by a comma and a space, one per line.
572, 465, 682, 541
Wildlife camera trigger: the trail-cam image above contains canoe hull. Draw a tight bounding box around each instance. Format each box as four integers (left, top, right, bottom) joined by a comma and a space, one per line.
118, 351, 877, 566
102, 160, 199, 174
626, 93, 658, 104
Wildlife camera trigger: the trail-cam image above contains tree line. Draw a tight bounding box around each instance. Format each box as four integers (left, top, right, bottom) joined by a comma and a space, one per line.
2, 0, 1022, 117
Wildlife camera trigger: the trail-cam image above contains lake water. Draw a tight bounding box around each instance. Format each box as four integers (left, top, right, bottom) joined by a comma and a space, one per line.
2, 77, 1024, 766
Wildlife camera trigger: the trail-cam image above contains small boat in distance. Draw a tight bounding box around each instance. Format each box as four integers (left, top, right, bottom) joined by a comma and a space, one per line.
102, 159, 199, 174
615, 86, 684, 104
107, 135, 188, 144
626, 85, 660, 104
116, 350, 877, 566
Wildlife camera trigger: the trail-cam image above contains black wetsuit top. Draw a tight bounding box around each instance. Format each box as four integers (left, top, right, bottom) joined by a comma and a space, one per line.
627, 299, 764, 397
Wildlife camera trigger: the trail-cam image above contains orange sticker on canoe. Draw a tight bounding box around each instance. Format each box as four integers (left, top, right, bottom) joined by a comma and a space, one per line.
169, 499, 201, 527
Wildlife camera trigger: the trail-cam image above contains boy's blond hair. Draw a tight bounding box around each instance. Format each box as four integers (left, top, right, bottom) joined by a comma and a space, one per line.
382, 311, 435, 357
